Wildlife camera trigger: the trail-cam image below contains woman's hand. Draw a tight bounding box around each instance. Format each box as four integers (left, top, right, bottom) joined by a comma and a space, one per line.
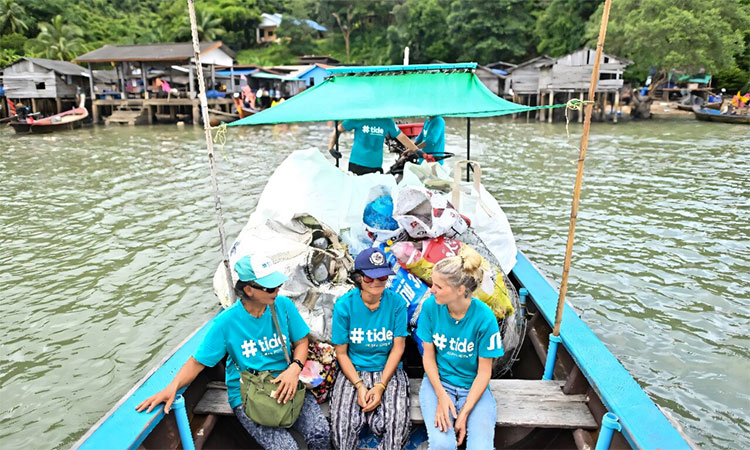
272, 365, 301, 404
435, 391, 457, 432
454, 410, 468, 445
135, 384, 178, 414
356, 385, 369, 408
362, 384, 385, 412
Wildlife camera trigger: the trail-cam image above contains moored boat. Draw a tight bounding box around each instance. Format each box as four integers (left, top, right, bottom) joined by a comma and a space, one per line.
73, 63, 693, 450
9, 95, 89, 134
692, 104, 750, 124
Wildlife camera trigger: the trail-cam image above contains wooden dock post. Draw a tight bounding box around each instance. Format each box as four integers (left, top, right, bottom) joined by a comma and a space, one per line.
192, 100, 200, 125
548, 90, 554, 123
613, 91, 619, 123
31, 98, 37, 113
189, 64, 196, 99
93, 101, 99, 124
526, 95, 531, 122
56, 98, 62, 114
578, 92, 584, 123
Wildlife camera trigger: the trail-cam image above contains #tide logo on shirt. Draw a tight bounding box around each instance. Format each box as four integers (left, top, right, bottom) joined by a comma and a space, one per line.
350, 327, 394, 347
361, 125, 384, 136
432, 331, 502, 358
240, 333, 287, 358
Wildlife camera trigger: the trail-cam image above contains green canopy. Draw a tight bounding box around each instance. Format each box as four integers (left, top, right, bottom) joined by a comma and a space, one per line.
228, 63, 558, 126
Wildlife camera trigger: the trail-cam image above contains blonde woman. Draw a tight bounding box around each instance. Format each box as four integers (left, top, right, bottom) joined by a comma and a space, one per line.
416, 254, 504, 450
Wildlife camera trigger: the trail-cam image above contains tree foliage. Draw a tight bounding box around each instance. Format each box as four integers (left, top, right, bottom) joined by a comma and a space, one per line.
25, 14, 87, 60
535, 0, 602, 57
0, 0, 28, 34
585, 0, 749, 82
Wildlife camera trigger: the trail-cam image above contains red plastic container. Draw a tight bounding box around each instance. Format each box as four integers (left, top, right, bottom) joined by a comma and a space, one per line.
397, 122, 424, 138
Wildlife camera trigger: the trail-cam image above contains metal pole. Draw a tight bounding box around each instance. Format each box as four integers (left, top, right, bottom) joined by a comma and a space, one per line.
334, 120, 340, 168
187, 0, 234, 299
466, 117, 471, 182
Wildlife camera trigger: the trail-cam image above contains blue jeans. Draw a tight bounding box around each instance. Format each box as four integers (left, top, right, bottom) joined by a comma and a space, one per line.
419, 376, 497, 450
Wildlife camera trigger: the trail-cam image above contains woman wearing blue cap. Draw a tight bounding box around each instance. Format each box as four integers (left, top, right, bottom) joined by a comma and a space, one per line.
136, 254, 330, 450
329, 247, 410, 450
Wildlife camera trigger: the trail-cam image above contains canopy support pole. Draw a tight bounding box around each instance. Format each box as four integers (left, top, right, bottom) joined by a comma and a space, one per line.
334, 120, 340, 168
187, 0, 234, 299
543, 0, 612, 380
466, 117, 471, 182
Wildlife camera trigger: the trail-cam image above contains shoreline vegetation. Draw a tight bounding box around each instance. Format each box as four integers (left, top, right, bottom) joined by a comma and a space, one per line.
1, 0, 748, 94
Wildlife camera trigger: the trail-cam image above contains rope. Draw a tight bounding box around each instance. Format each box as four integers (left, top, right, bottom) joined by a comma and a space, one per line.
212, 122, 228, 160
564, 98, 595, 139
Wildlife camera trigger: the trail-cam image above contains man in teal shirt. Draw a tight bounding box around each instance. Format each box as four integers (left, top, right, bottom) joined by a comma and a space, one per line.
328, 118, 418, 175
414, 116, 446, 165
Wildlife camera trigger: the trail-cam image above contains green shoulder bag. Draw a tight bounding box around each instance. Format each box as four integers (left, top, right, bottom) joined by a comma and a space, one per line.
237, 304, 305, 428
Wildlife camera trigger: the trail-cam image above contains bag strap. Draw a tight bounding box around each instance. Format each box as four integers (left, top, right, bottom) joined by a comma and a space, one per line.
270, 304, 292, 365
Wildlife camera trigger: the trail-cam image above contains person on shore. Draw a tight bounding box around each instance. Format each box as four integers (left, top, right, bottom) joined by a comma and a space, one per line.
327, 119, 418, 175
136, 254, 330, 450
414, 116, 446, 165
416, 254, 504, 450
330, 247, 410, 449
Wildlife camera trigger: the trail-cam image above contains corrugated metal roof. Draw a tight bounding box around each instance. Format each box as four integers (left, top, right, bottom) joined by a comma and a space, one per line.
73, 42, 235, 63
23, 57, 90, 77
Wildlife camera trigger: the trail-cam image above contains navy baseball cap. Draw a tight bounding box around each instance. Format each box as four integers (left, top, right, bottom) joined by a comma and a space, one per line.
355, 248, 395, 278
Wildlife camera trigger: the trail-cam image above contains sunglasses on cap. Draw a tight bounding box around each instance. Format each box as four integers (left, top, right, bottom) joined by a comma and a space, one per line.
249, 281, 281, 293
361, 274, 389, 283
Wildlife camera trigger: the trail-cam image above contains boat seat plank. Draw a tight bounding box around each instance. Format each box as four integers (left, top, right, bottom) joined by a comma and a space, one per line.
194, 378, 596, 429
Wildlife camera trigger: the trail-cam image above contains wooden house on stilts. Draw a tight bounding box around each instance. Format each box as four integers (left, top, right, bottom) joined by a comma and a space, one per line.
508, 49, 630, 123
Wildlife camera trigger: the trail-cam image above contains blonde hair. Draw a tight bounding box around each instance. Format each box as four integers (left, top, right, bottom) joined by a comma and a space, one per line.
433, 253, 484, 298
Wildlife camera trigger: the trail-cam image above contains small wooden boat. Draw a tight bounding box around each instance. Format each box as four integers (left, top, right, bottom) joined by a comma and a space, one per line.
676, 101, 720, 111
9, 95, 88, 134
692, 104, 750, 124
74, 63, 693, 450
206, 108, 240, 127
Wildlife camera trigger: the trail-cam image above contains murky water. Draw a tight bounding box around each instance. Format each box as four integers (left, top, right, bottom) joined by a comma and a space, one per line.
1, 118, 748, 449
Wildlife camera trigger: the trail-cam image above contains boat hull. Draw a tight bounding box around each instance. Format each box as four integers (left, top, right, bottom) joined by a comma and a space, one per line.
9, 107, 89, 134
692, 106, 750, 124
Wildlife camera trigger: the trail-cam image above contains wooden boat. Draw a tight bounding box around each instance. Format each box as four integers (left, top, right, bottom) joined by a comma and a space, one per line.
9, 95, 88, 134
74, 63, 693, 450
207, 108, 240, 127
676, 101, 720, 111
692, 104, 750, 124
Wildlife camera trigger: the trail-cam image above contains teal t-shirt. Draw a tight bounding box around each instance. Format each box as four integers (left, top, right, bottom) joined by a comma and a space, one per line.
331, 288, 409, 371
194, 296, 310, 408
416, 296, 503, 388
415, 116, 445, 165
342, 119, 401, 169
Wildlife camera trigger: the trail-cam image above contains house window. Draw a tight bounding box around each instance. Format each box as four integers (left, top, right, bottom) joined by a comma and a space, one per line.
268, 31, 274, 37
36, 82, 46, 90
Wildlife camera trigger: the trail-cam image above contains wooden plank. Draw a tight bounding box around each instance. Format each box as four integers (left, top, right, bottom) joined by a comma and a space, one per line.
196, 378, 596, 429
193, 388, 233, 416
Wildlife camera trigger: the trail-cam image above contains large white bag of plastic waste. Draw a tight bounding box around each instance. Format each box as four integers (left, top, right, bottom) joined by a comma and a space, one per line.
400, 160, 517, 273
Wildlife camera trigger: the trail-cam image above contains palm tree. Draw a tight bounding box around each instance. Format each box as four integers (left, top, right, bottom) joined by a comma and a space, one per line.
0, 0, 28, 34
25, 15, 87, 61
180, 9, 225, 41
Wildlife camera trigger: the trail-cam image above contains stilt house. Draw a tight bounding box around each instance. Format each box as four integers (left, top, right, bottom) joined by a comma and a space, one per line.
2, 57, 91, 114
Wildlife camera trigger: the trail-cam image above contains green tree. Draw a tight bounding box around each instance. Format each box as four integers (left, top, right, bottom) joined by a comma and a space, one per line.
535, 0, 602, 56
446, 0, 538, 64
0, 48, 20, 67
0, 0, 28, 34
387, 0, 455, 64
25, 15, 86, 60
276, 18, 317, 56
178, 8, 226, 41
585, 0, 750, 89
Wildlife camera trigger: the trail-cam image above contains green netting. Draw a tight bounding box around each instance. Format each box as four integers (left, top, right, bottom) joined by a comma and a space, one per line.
228, 70, 563, 126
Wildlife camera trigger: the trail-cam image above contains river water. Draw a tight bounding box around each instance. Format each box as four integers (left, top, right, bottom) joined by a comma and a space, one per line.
1, 118, 748, 449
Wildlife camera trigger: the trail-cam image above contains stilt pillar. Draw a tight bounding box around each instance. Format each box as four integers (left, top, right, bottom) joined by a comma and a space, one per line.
548, 90, 554, 123
56, 97, 62, 114
537, 93, 542, 121
31, 98, 38, 113
613, 91, 620, 123
579, 92, 584, 123
192, 101, 200, 125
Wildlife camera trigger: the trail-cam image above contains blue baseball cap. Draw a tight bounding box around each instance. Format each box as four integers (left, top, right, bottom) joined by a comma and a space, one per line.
234, 255, 288, 288
355, 248, 395, 278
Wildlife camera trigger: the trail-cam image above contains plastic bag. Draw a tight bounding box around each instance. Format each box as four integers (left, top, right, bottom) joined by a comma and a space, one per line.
392, 186, 468, 239
390, 237, 514, 319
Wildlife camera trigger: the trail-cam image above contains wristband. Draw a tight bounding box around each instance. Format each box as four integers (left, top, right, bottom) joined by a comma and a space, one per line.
374, 381, 387, 391
291, 359, 304, 370
353, 379, 364, 389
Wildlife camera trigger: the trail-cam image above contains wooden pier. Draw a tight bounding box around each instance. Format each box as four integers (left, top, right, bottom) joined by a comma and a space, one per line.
91, 97, 234, 125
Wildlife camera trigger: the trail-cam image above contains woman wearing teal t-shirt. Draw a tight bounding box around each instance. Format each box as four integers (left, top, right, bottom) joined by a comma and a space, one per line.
330, 248, 410, 450
416, 253, 504, 450
136, 254, 330, 450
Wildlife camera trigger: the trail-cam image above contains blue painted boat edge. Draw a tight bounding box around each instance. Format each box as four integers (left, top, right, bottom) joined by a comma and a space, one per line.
72, 315, 216, 450
511, 251, 691, 450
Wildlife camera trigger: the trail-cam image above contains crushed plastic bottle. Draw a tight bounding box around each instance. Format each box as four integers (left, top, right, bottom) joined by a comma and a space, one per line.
363, 195, 399, 230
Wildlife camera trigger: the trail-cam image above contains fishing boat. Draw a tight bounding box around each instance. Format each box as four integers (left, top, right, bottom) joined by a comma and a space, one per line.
692, 104, 750, 124
73, 62, 693, 450
8, 94, 89, 134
